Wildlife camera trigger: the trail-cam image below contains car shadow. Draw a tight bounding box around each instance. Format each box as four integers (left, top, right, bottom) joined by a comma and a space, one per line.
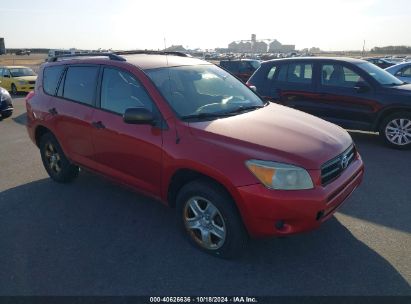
342, 131, 411, 234
11, 112, 27, 126
0, 173, 409, 295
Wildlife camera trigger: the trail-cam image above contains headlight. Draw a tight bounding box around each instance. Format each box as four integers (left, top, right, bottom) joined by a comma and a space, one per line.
246, 160, 314, 190
0, 88, 11, 101
18, 80, 28, 85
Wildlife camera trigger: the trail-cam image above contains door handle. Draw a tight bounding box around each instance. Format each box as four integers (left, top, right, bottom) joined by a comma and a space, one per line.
48, 108, 58, 115
91, 121, 105, 129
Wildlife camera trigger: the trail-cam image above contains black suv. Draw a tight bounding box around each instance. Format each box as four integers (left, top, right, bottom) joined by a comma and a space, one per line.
0, 86, 13, 118
219, 59, 261, 82
247, 57, 411, 149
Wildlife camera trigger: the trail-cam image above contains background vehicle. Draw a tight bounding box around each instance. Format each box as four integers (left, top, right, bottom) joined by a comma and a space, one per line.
385, 62, 411, 83
219, 59, 261, 82
26, 52, 363, 258
48, 48, 92, 58
0, 86, 13, 118
247, 57, 411, 149
363, 57, 395, 69
15, 49, 31, 56
0, 66, 37, 94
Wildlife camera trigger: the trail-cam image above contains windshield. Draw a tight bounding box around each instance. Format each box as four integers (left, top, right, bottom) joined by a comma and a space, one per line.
358, 62, 403, 86
10, 68, 36, 77
146, 65, 264, 119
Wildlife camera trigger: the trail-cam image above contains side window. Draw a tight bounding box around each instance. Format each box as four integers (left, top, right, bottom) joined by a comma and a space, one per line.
287, 63, 313, 84
100, 68, 154, 115
276, 64, 288, 82
239, 61, 251, 73
0, 68, 3, 76
399, 66, 411, 77
63, 66, 99, 105
321, 64, 364, 88
43, 66, 65, 95
3, 69, 10, 77
267, 66, 277, 80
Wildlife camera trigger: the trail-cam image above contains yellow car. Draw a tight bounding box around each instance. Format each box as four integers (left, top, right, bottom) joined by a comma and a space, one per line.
0, 66, 37, 94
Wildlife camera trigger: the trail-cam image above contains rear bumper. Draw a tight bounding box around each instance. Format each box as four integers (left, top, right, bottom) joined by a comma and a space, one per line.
235, 157, 364, 238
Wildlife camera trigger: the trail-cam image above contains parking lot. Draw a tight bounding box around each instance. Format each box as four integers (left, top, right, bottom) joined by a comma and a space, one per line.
0, 96, 410, 295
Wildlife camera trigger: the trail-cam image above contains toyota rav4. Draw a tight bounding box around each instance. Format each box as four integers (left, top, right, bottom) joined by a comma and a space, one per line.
26, 52, 364, 258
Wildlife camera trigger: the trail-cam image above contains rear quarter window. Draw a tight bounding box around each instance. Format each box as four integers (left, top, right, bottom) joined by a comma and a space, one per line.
43, 66, 65, 95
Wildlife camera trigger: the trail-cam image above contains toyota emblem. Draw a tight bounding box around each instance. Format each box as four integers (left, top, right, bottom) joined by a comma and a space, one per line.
341, 155, 349, 169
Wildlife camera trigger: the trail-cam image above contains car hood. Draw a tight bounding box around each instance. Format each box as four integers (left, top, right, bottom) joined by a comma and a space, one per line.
384, 83, 411, 93
13, 76, 37, 81
188, 103, 352, 169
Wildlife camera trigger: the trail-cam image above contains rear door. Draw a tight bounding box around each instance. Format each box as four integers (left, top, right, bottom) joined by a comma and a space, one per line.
49, 65, 98, 166
269, 61, 319, 113
90, 66, 163, 196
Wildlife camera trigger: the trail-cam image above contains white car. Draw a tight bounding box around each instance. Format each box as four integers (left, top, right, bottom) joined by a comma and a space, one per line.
385, 62, 411, 83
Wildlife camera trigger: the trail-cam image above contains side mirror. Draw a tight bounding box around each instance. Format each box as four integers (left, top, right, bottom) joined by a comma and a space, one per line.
248, 85, 257, 92
354, 84, 370, 93
123, 107, 155, 125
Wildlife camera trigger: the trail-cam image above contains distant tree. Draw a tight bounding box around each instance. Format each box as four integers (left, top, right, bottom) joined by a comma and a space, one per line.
371, 46, 411, 54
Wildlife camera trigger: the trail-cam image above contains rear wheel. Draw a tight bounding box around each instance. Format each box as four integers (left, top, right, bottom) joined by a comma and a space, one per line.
39, 132, 79, 183
176, 180, 247, 258
379, 112, 411, 149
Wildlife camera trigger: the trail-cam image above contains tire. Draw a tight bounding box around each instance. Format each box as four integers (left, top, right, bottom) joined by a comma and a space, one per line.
1, 111, 12, 118
11, 84, 18, 95
379, 112, 411, 149
176, 180, 248, 258
39, 132, 79, 183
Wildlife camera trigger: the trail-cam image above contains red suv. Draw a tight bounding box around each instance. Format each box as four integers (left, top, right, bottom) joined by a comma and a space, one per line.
26, 52, 364, 258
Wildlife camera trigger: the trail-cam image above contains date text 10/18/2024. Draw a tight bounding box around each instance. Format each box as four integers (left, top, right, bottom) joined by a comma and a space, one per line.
149, 297, 258, 303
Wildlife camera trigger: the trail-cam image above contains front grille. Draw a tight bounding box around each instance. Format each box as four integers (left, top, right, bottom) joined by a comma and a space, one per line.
28, 81, 36, 85
321, 145, 356, 185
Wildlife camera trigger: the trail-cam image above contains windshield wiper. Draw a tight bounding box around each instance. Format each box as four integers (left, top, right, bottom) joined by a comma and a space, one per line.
385, 82, 405, 86
180, 112, 234, 121
223, 105, 264, 115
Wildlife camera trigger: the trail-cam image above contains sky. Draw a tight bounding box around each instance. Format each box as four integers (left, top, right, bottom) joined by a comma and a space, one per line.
0, 0, 410, 51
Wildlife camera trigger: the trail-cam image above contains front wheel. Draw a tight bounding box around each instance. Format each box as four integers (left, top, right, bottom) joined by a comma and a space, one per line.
11, 84, 18, 95
176, 180, 248, 258
39, 132, 79, 183
379, 112, 411, 149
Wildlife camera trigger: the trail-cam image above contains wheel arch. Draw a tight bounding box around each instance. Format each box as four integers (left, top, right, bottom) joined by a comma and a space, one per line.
166, 168, 239, 210
34, 125, 52, 147
373, 106, 411, 131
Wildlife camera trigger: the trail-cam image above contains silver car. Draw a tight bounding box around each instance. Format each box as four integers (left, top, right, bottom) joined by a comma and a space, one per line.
385, 62, 411, 83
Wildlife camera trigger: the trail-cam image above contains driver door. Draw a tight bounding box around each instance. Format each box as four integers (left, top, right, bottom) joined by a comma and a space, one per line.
316, 63, 378, 129
91, 67, 163, 197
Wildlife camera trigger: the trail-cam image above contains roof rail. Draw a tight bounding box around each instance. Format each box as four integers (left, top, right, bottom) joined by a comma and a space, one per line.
48, 52, 126, 62
114, 50, 190, 57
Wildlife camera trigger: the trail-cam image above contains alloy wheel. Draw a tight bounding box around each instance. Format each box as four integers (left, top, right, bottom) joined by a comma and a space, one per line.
44, 142, 62, 173
183, 196, 226, 250
385, 118, 411, 146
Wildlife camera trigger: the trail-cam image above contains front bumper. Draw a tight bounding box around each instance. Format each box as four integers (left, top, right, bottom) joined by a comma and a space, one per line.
235, 156, 364, 237
15, 84, 35, 93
